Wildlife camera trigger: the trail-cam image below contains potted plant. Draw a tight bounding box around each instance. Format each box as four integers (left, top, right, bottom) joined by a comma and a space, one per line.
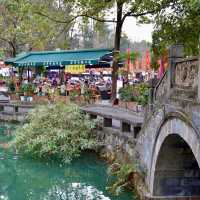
20, 83, 35, 102
118, 85, 137, 110
117, 83, 150, 111
8, 80, 15, 92
69, 90, 80, 102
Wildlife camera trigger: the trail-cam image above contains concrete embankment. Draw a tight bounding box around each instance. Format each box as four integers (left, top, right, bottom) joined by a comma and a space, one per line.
0, 103, 34, 122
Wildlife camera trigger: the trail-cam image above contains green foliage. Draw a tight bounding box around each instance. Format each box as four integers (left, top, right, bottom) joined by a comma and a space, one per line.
20, 83, 35, 96
119, 51, 140, 64
69, 90, 80, 101
0, 0, 74, 56
118, 85, 137, 102
152, 0, 200, 56
12, 103, 97, 163
83, 87, 93, 103
37, 66, 46, 75
107, 163, 136, 196
119, 83, 149, 105
8, 80, 15, 92
135, 83, 149, 106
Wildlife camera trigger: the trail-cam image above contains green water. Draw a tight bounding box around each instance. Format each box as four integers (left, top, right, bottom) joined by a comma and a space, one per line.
0, 124, 134, 200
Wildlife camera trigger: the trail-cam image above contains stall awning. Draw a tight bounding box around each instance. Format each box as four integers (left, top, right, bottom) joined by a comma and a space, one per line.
5, 48, 113, 67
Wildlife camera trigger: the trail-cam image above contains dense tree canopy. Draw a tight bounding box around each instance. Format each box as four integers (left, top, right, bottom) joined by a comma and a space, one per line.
0, 0, 61, 56
152, 0, 200, 56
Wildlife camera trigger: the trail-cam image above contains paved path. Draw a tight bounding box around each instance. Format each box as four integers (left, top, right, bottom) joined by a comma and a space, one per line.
81, 104, 144, 126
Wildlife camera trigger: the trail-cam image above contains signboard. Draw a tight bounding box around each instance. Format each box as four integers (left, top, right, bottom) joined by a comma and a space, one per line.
65, 65, 85, 74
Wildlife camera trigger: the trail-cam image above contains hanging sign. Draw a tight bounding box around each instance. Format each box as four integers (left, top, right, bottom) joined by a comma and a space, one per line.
65, 64, 85, 74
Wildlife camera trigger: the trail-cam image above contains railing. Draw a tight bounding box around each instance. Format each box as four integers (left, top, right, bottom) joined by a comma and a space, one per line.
81, 105, 144, 139
154, 70, 168, 102
154, 56, 199, 104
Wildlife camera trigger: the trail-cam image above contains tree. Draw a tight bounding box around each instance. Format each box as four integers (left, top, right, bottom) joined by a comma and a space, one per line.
152, 0, 200, 56
0, 0, 74, 57
36, 0, 176, 100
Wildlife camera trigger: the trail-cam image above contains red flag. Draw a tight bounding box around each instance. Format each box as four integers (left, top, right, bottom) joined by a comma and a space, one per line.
145, 49, 150, 70
127, 48, 131, 73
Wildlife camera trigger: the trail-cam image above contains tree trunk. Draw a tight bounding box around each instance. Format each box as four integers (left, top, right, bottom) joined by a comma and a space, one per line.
111, 2, 123, 102
19, 66, 24, 85
9, 39, 17, 57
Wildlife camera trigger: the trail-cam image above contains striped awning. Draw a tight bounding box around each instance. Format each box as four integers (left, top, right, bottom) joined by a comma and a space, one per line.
5, 48, 113, 67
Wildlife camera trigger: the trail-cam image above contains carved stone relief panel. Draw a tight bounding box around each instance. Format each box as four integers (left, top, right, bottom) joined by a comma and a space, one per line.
175, 60, 199, 89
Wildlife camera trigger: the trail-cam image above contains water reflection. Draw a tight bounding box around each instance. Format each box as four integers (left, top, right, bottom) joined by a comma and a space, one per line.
43, 183, 110, 200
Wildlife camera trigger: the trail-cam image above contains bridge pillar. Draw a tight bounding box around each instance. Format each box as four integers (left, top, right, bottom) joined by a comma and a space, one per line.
168, 44, 184, 94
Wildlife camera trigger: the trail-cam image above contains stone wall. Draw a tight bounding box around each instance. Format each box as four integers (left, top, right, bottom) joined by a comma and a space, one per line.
0, 103, 34, 122
95, 127, 137, 163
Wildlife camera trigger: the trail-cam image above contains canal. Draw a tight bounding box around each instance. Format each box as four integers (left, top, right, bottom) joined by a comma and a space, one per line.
0, 123, 134, 200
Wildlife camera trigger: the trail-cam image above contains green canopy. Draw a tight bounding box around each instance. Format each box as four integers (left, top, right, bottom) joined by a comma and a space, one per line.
5, 48, 113, 67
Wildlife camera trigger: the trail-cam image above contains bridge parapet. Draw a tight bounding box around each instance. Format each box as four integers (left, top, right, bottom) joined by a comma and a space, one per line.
154, 45, 200, 106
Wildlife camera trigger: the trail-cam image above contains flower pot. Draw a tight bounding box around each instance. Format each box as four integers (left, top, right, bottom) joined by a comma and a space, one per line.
127, 101, 138, 111
137, 104, 143, 112
20, 96, 25, 102
27, 96, 33, 102
118, 100, 126, 108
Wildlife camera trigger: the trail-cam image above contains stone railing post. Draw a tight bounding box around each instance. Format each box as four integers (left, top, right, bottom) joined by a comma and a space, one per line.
167, 44, 184, 94
198, 55, 200, 102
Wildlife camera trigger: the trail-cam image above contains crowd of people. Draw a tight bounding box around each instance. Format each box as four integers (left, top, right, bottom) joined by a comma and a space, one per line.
17, 73, 112, 103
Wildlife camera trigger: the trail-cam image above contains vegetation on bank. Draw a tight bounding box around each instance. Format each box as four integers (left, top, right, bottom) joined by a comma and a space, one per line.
118, 83, 149, 106
105, 159, 146, 199
107, 163, 136, 195
11, 103, 97, 163
10, 102, 143, 197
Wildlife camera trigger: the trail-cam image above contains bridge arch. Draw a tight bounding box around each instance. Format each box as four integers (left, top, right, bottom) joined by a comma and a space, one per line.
149, 112, 200, 196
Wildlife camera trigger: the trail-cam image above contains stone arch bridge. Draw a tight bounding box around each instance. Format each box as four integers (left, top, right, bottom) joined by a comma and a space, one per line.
137, 45, 200, 199
82, 45, 200, 199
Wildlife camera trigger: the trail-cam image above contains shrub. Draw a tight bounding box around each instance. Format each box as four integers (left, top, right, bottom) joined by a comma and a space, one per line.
118, 85, 137, 102
8, 81, 15, 92
135, 83, 149, 106
107, 163, 136, 196
20, 83, 35, 96
69, 90, 80, 101
12, 103, 97, 163
118, 83, 149, 106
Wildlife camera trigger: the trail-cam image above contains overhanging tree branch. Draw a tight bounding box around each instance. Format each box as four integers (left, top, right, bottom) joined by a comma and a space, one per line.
121, 0, 177, 24
35, 11, 117, 24
0, 37, 10, 43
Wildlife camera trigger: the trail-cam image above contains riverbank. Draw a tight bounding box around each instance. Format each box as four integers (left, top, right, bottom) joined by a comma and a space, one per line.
0, 102, 144, 199
0, 122, 135, 200
94, 125, 147, 200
